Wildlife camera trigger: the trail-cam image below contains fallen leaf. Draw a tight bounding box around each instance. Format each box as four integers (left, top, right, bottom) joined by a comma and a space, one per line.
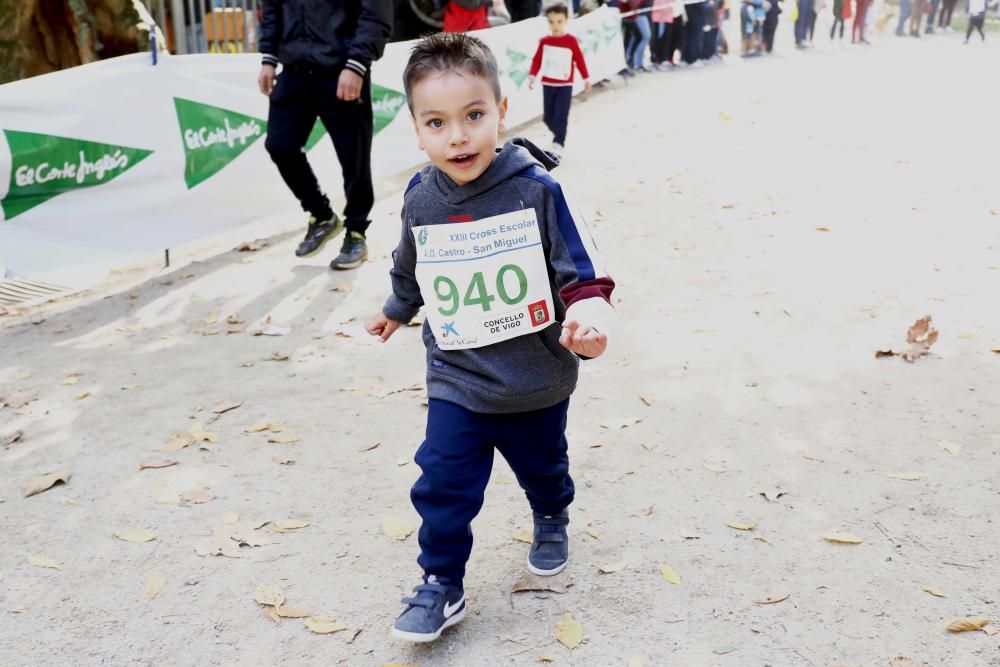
726, 521, 757, 531
703, 463, 727, 473
275, 605, 312, 618
74, 390, 93, 401
27, 555, 63, 570
114, 528, 157, 543
958, 332, 976, 340
227, 314, 244, 325
815, 226, 831, 232
630, 506, 655, 517
274, 519, 310, 533
146, 570, 166, 599
163, 431, 195, 452
267, 351, 290, 362
189, 422, 219, 443
1, 430, 24, 447
904, 315, 939, 361
139, 459, 177, 470
268, 435, 300, 445
585, 524, 599, 540
252, 324, 292, 337
982, 625, 1000, 637
887, 472, 927, 481
512, 572, 570, 594
254, 583, 285, 606
922, 585, 947, 598
639, 394, 656, 406
305, 616, 348, 634
599, 561, 628, 574
538, 658, 554, 664
512, 530, 534, 544
205, 313, 218, 325
1, 389, 38, 408
245, 422, 273, 433
24, 470, 71, 497
822, 532, 863, 545
358, 442, 380, 452
750, 623, 763, 634
681, 533, 702, 540
63, 377, 79, 386
234, 239, 267, 252
753, 536, 775, 547
381, 516, 415, 541
180, 486, 215, 504
272, 456, 296, 465
659, 564, 681, 584
714, 646, 739, 655
212, 399, 243, 414
344, 628, 362, 643
759, 489, 787, 502
59, 497, 76, 506
554, 611, 583, 649
936, 440, 961, 456
799, 450, 824, 462
330, 282, 353, 293
754, 593, 790, 605
945, 617, 991, 632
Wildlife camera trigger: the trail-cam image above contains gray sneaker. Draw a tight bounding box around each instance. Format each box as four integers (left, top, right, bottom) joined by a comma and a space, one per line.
330, 231, 368, 270
391, 576, 466, 643
527, 509, 569, 576
295, 214, 343, 258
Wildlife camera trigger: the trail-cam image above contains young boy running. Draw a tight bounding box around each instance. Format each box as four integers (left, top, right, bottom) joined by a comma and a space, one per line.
366, 33, 615, 643
528, 5, 592, 158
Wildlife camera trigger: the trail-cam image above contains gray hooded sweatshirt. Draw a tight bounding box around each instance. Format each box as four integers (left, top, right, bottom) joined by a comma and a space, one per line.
383, 138, 615, 414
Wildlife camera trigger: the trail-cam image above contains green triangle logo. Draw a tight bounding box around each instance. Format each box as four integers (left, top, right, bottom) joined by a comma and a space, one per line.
372, 84, 407, 136
305, 119, 327, 152
174, 97, 266, 189
504, 49, 531, 89
2, 130, 153, 220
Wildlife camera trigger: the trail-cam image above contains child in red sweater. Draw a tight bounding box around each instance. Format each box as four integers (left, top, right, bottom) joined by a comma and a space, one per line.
528, 4, 591, 158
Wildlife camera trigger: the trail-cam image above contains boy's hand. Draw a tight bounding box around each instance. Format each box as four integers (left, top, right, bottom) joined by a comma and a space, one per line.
584, 81, 593, 94
559, 320, 608, 358
258, 65, 276, 96
365, 312, 403, 342
528, 76, 536, 90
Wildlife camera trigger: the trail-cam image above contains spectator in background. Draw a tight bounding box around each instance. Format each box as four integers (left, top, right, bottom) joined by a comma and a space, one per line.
624, 0, 654, 71
444, 0, 507, 32
964, 0, 987, 42
507, 0, 541, 21
895, 0, 911, 35
924, 0, 940, 32
682, 0, 707, 65
830, 0, 848, 39
651, 0, 679, 68
794, 0, 812, 45
702, 0, 721, 60
852, 0, 869, 42
762, 0, 782, 51
909, 0, 926, 35
937, 0, 958, 30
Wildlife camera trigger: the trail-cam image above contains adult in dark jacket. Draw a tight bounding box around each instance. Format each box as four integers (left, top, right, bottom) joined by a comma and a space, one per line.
258, 0, 392, 270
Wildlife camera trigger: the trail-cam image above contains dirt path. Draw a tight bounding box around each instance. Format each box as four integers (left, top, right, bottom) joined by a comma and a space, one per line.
2, 32, 999, 667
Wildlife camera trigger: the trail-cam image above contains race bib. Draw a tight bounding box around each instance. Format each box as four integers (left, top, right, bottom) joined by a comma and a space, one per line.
541, 45, 574, 80
413, 210, 555, 351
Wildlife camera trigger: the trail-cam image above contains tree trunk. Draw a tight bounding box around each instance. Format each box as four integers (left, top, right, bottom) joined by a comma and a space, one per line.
0, 0, 147, 84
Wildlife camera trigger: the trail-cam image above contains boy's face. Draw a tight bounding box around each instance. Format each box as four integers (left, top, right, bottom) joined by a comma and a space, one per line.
547, 12, 567, 36
411, 69, 508, 187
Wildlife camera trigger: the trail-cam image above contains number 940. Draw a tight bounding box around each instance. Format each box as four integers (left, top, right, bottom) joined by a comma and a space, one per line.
434, 264, 528, 316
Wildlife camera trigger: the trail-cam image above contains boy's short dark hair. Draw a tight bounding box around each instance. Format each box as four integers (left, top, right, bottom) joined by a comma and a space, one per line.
402, 33, 502, 112
545, 3, 569, 17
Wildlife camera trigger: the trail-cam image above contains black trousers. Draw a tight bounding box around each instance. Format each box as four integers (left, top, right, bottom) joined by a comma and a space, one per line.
665, 17, 685, 63
264, 66, 374, 235
682, 3, 706, 63
763, 14, 779, 50
543, 85, 573, 146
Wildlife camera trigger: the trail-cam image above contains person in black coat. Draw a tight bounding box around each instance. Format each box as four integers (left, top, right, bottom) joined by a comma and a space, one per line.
258, 0, 393, 270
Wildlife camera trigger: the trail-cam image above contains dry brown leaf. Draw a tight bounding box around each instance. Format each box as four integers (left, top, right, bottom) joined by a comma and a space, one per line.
146, 570, 166, 599
305, 616, 348, 634
726, 521, 757, 531
381, 516, 415, 540
205, 313, 218, 325
887, 472, 927, 481
62, 377, 79, 385
26, 555, 63, 570
554, 611, 583, 649
822, 532, 863, 545
585, 524, 599, 540
163, 431, 195, 452
234, 239, 267, 252
254, 583, 285, 606
74, 390, 93, 401
703, 463, 727, 473
114, 528, 157, 543
358, 442, 380, 452
1, 430, 24, 447
512, 530, 533, 544
139, 459, 177, 470
272, 455, 296, 465
344, 628, 362, 644
815, 226, 831, 232
630, 505, 655, 517
189, 422, 219, 443
750, 623, 763, 634
268, 434, 300, 445
274, 519, 310, 533
639, 394, 656, 407
212, 399, 243, 414
659, 564, 681, 584
599, 561, 628, 574
799, 450, 824, 462
512, 572, 570, 594
59, 496, 76, 506
945, 617, 992, 632
275, 605, 312, 618
267, 351, 290, 362
245, 422, 273, 433
982, 625, 1000, 637
24, 470, 71, 497
1, 389, 38, 408
936, 440, 961, 456
922, 585, 947, 598
753, 536, 776, 547
754, 593, 789, 605
180, 486, 215, 504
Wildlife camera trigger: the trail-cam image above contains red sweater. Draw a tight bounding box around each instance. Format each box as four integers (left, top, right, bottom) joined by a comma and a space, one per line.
529, 34, 590, 87
443, 2, 489, 32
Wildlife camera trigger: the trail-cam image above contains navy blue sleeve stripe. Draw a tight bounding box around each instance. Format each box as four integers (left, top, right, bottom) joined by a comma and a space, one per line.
405, 172, 422, 195
519, 165, 596, 282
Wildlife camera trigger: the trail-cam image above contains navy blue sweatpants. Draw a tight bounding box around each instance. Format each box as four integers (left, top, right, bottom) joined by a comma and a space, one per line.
542, 85, 573, 147
411, 398, 575, 583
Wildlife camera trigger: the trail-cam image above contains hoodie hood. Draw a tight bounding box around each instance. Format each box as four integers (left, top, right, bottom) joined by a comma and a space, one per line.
427, 137, 559, 206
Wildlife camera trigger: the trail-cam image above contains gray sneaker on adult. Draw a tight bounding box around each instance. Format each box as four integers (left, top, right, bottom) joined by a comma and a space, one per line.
330, 231, 368, 270
391, 576, 466, 643
295, 213, 343, 258
527, 509, 569, 576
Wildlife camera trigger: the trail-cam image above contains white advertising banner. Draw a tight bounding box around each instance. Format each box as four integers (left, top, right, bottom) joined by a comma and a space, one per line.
0, 9, 625, 277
